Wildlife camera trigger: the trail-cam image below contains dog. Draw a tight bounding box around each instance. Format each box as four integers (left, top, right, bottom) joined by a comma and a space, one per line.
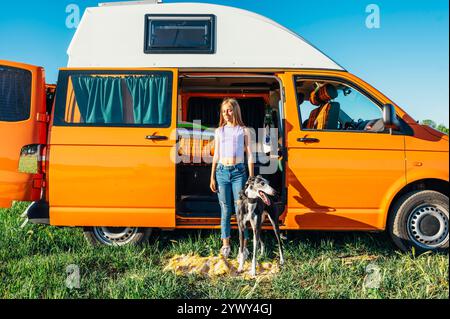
236, 175, 284, 276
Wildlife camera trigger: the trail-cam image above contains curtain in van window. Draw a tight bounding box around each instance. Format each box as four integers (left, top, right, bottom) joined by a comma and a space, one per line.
71, 76, 123, 124
125, 75, 170, 125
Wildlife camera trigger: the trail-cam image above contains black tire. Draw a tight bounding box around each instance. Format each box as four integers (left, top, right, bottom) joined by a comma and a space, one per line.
388, 190, 449, 253
83, 226, 152, 246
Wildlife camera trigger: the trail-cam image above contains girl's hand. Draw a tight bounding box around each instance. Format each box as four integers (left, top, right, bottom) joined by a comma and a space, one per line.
210, 178, 217, 193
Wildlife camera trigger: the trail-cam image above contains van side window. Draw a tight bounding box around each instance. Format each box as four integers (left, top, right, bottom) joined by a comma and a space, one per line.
61, 73, 172, 127
0, 65, 31, 122
295, 78, 385, 132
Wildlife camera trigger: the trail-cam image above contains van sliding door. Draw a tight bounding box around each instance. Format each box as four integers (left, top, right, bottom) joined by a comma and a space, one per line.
48, 69, 178, 228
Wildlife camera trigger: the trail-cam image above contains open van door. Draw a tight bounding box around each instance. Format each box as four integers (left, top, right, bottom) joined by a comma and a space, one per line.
48, 68, 178, 229
0, 61, 47, 208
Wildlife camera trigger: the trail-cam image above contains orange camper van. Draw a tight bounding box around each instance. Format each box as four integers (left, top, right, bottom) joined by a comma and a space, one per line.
0, 1, 448, 252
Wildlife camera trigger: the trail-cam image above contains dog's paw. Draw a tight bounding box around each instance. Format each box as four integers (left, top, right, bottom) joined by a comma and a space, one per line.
243, 248, 249, 260
237, 253, 247, 270
259, 245, 264, 257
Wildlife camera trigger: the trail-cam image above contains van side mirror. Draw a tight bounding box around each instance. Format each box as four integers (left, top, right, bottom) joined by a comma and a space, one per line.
383, 104, 400, 131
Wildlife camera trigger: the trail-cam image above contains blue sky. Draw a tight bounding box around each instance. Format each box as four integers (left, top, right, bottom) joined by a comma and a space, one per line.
0, 0, 448, 125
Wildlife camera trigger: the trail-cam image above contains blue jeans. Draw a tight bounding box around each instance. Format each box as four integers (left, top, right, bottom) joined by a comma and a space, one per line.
215, 163, 249, 240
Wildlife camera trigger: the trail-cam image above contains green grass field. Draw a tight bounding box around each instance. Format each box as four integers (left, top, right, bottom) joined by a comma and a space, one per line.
0, 201, 448, 299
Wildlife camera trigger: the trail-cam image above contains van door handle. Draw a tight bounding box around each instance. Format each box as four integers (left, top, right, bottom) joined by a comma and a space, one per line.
297, 137, 320, 143
145, 135, 168, 141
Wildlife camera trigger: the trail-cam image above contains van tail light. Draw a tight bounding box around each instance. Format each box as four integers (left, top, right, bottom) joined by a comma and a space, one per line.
39, 145, 47, 174
18, 144, 47, 175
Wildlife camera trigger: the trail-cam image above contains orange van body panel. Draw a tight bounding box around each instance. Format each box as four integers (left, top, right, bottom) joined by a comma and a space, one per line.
404, 123, 449, 184
0, 60, 47, 207
48, 68, 178, 227
48, 142, 176, 226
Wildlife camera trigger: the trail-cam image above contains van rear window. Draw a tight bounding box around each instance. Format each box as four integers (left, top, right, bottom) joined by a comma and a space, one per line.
0, 65, 32, 122
144, 15, 215, 54
56, 72, 172, 127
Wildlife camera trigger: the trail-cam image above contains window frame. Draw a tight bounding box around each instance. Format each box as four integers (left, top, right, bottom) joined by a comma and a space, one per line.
293, 75, 413, 136
53, 70, 174, 128
144, 14, 216, 54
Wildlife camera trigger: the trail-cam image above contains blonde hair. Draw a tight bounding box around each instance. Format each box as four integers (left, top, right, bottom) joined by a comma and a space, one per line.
219, 98, 245, 127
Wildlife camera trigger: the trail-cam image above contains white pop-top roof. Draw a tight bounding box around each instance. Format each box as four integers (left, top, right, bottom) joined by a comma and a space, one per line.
67, 1, 345, 70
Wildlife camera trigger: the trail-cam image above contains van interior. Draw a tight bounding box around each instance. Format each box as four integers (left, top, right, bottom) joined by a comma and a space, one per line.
295, 79, 386, 132
176, 74, 284, 218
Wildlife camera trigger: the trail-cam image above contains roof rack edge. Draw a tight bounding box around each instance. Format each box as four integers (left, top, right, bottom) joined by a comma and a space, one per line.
99, 0, 163, 7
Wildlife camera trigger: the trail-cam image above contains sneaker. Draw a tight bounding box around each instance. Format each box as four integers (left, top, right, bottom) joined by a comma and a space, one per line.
220, 246, 231, 258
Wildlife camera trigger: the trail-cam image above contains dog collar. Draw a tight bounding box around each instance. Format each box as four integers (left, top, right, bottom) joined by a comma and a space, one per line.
247, 197, 257, 204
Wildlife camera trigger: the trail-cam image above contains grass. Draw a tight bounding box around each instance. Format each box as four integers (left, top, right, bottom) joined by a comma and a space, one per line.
0, 201, 448, 299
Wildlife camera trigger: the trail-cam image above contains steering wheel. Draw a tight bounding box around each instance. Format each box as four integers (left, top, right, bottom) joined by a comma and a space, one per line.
344, 120, 357, 130
363, 118, 384, 132
363, 119, 378, 131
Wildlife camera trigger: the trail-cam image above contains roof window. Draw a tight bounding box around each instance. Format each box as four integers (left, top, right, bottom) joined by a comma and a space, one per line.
144, 15, 215, 54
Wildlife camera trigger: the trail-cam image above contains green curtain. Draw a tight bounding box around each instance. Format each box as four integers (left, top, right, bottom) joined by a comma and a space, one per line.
72, 76, 123, 124
125, 75, 170, 125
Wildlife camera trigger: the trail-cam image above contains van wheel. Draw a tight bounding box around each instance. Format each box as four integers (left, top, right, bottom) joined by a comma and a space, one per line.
388, 190, 449, 253
83, 227, 152, 246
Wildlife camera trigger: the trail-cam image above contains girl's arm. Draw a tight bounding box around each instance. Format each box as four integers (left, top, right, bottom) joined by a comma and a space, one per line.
244, 128, 254, 177
210, 128, 220, 192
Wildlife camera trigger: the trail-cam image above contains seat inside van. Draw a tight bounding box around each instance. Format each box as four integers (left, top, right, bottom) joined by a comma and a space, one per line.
305, 84, 340, 130
176, 75, 283, 217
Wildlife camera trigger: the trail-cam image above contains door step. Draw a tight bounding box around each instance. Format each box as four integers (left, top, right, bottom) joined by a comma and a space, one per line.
176, 215, 237, 226
175, 215, 281, 228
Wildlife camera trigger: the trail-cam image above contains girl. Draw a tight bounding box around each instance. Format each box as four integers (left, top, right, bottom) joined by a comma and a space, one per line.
210, 98, 254, 258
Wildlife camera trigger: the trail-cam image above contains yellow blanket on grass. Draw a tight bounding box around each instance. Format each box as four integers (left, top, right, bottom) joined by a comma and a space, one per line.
163, 254, 279, 279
